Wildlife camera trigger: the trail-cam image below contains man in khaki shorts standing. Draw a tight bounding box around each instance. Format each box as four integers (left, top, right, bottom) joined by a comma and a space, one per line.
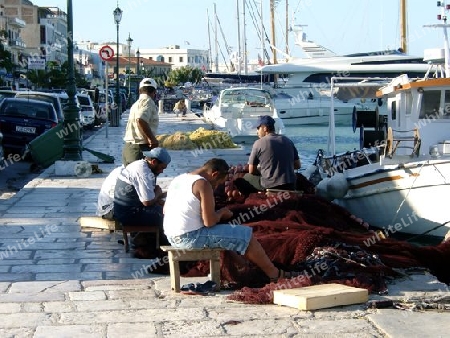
122, 78, 159, 166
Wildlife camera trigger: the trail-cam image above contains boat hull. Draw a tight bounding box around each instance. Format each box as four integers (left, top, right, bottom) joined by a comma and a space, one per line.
333, 160, 450, 237
273, 96, 380, 126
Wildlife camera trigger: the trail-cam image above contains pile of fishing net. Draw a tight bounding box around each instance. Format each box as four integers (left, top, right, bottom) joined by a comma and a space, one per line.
189, 127, 237, 149
156, 127, 236, 150
144, 164, 450, 305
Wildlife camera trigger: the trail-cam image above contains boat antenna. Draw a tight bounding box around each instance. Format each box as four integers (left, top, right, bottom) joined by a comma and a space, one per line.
424, 1, 450, 77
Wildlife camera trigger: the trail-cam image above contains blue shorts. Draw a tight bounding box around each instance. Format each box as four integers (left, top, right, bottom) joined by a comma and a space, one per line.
167, 224, 252, 255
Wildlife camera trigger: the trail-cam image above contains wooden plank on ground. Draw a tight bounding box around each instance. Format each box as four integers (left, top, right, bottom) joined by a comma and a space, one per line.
79, 216, 121, 230
273, 283, 368, 310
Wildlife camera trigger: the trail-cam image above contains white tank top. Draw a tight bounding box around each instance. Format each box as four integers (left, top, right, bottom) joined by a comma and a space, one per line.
163, 174, 206, 237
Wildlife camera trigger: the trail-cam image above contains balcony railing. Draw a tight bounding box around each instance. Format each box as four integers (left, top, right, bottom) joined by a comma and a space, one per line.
8, 17, 26, 28
9, 39, 26, 49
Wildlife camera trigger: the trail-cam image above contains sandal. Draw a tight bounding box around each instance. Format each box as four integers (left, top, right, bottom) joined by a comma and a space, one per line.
180, 280, 217, 295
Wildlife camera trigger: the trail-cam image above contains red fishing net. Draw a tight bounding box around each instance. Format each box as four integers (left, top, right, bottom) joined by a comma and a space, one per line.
144, 166, 450, 304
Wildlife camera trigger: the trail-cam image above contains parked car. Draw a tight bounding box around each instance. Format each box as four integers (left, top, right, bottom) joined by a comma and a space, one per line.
15, 91, 66, 123
76, 93, 96, 129
0, 90, 18, 103
0, 98, 58, 156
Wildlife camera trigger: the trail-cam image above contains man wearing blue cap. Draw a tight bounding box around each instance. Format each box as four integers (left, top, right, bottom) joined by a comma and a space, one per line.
237, 115, 301, 193
114, 147, 171, 234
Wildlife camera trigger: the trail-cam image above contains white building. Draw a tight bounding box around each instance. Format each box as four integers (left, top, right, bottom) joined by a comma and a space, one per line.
139, 45, 209, 71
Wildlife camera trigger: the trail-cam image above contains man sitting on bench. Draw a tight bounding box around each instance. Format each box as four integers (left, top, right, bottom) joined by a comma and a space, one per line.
163, 158, 288, 282
114, 147, 171, 247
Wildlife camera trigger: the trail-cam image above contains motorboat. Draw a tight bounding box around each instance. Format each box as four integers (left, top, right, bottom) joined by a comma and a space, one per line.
257, 25, 430, 126
314, 7, 450, 239
265, 86, 376, 126
202, 87, 285, 143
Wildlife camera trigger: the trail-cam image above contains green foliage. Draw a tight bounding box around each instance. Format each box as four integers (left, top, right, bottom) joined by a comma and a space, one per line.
0, 43, 14, 73
166, 66, 204, 87
26, 61, 89, 89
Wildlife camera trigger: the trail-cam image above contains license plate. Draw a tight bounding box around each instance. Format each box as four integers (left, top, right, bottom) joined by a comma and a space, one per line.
16, 126, 36, 134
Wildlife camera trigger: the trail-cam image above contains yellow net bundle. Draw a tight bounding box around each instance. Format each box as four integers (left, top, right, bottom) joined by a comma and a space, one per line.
157, 127, 237, 150
189, 127, 237, 149
157, 132, 196, 150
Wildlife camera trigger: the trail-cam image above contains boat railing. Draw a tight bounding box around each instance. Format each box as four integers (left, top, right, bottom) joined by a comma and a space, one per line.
316, 146, 383, 177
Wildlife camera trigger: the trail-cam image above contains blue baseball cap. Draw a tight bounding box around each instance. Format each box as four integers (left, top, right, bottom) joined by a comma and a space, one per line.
257, 115, 275, 128
142, 147, 171, 165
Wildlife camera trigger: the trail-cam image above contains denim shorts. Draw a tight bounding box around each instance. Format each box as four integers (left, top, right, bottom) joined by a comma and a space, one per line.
167, 224, 252, 255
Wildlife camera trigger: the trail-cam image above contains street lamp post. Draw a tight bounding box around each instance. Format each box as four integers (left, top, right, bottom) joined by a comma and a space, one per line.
112, 4, 122, 127
126, 33, 133, 108
136, 48, 140, 75
140, 60, 144, 76
63, 0, 82, 160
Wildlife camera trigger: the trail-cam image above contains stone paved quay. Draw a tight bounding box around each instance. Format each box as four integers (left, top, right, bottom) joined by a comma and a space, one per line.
0, 112, 449, 337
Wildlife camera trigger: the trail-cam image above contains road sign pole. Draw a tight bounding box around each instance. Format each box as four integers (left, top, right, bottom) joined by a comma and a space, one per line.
105, 62, 109, 139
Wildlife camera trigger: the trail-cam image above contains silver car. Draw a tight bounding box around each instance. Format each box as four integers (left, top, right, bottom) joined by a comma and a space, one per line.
76, 93, 96, 129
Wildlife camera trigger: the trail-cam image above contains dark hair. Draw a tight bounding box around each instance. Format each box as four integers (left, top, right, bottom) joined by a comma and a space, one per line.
203, 158, 229, 176
140, 86, 156, 95
266, 124, 275, 132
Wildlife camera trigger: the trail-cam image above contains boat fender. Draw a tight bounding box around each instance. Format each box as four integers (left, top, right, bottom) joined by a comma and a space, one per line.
316, 173, 348, 200
327, 173, 349, 199
304, 164, 317, 178
305, 164, 323, 186
352, 106, 357, 133
315, 179, 331, 200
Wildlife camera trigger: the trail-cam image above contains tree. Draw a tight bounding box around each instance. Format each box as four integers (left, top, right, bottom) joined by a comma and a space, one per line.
0, 41, 14, 85
26, 61, 89, 89
166, 66, 204, 87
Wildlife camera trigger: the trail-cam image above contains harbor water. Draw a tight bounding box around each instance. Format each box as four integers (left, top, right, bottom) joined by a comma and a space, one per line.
285, 125, 360, 169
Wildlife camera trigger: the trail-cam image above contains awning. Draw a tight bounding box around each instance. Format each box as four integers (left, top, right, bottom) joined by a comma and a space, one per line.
334, 80, 392, 101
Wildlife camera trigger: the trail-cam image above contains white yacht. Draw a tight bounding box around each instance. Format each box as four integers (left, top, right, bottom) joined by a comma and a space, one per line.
258, 26, 430, 126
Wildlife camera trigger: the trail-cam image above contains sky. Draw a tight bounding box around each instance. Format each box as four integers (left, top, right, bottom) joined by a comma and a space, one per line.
31, 0, 446, 61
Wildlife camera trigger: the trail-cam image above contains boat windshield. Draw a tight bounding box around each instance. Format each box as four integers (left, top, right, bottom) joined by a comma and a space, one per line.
221, 89, 271, 106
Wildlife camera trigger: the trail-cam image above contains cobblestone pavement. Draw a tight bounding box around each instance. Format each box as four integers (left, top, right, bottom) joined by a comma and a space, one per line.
0, 112, 449, 337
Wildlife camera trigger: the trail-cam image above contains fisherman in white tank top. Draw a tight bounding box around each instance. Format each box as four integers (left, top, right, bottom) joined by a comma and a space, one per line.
163, 158, 291, 282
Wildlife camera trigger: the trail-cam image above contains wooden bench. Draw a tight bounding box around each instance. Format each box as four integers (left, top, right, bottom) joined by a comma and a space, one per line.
160, 246, 223, 292
122, 224, 160, 253
79, 216, 121, 232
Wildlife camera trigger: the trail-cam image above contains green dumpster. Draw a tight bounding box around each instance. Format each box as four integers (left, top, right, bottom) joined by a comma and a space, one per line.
27, 123, 64, 168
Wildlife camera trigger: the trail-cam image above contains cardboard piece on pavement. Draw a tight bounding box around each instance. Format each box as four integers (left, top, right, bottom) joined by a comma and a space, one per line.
273, 283, 368, 310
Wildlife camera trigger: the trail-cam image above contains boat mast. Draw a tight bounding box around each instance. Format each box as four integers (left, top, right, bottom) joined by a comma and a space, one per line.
214, 3, 219, 72
236, 0, 241, 74
270, 0, 278, 86
243, 0, 248, 75
400, 0, 407, 53
207, 8, 213, 72
270, 0, 277, 64
260, 0, 264, 89
285, 0, 289, 56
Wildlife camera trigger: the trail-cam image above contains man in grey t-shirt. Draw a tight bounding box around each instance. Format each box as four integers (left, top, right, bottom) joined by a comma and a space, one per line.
238, 115, 301, 193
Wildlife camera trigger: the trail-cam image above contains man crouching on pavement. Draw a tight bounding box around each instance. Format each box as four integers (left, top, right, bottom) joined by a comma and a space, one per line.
114, 147, 171, 248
